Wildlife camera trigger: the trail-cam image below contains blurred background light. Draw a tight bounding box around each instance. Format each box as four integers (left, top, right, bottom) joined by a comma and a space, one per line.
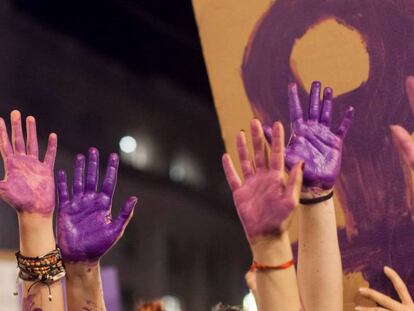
162, 295, 182, 311
119, 136, 137, 153
169, 152, 206, 189
243, 292, 258, 311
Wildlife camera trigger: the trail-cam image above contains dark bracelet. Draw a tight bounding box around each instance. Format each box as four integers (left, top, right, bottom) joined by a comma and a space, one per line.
300, 191, 334, 205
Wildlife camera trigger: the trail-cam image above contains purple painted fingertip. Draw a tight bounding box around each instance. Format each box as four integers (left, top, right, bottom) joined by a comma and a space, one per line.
263, 125, 273, 144
58, 169, 66, 182
288, 82, 298, 92
323, 87, 333, 99
75, 153, 85, 163
311, 80, 321, 89
88, 147, 99, 156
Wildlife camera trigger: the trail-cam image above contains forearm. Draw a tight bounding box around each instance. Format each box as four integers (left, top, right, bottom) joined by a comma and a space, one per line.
297, 196, 343, 311
18, 214, 64, 311
65, 262, 106, 311
251, 232, 303, 311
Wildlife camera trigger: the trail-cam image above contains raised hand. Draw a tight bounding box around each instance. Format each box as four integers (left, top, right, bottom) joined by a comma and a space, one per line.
222, 119, 303, 241
356, 266, 414, 311
0, 110, 57, 215
264, 81, 354, 190
57, 147, 137, 262
390, 125, 414, 170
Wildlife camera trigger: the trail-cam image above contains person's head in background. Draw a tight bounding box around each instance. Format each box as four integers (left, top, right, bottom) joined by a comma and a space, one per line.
212, 303, 243, 311
135, 300, 164, 311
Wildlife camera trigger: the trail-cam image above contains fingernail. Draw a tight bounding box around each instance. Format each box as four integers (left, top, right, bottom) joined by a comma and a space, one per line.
355, 307, 362, 311
358, 287, 367, 293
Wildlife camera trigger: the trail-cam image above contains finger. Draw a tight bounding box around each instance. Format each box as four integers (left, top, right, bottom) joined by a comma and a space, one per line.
405, 76, 414, 114
383, 266, 413, 305
0, 118, 13, 159
390, 125, 414, 168
270, 121, 285, 171
222, 154, 242, 192
73, 154, 85, 195
112, 196, 137, 237
10, 110, 25, 154
358, 287, 401, 310
85, 147, 99, 192
337, 106, 355, 139
288, 83, 303, 127
236, 131, 254, 179
263, 125, 273, 145
251, 119, 267, 171
309, 81, 322, 121
57, 170, 69, 204
320, 87, 333, 126
25, 116, 39, 158
43, 133, 58, 168
284, 161, 304, 204
101, 153, 119, 198
354, 307, 389, 311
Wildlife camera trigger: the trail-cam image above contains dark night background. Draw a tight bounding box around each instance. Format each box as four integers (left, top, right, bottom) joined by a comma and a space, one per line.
0, 0, 251, 310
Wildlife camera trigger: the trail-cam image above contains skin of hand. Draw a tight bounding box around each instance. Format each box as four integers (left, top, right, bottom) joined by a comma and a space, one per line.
391, 124, 414, 169
264, 81, 354, 191
0, 110, 63, 311
57, 147, 137, 263
222, 119, 304, 311
355, 266, 414, 311
57, 147, 137, 311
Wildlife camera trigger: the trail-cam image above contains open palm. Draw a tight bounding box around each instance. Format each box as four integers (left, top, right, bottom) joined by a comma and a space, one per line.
223, 119, 303, 241
0, 111, 57, 214
265, 82, 354, 190
57, 148, 137, 262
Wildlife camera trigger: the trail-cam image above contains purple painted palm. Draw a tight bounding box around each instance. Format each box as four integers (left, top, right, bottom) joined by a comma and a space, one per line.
264, 81, 354, 190
57, 148, 137, 263
0, 110, 57, 215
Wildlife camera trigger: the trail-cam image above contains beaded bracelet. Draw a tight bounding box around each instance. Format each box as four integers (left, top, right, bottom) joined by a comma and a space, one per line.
15, 247, 66, 301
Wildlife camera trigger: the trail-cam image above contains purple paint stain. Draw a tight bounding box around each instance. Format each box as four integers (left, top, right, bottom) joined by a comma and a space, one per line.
57, 147, 137, 262
22, 295, 43, 311
242, 0, 414, 299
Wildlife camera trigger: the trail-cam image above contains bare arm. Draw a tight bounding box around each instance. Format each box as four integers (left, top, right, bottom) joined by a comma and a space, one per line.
298, 196, 342, 311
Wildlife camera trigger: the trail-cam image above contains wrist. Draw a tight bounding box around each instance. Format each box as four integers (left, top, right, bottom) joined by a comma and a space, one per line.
250, 232, 294, 266
65, 261, 100, 282
301, 187, 332, 198
18, 214, 56, 257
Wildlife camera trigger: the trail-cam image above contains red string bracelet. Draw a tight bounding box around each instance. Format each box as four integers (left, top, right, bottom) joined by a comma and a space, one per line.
250, 259, 295, 272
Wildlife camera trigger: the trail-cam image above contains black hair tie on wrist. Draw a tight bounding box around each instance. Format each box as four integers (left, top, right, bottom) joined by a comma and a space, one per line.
300, 191, 334, 205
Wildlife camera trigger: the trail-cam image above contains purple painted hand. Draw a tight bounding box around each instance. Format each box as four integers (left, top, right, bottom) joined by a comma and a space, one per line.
0, 110, 57, 215
57, 148, 137, 262
264, 82, 354, 190
222, 119, 303, 241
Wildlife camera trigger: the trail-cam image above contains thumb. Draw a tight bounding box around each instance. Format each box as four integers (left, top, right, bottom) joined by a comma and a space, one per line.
284, 161, 304, 206
112, 196, 138, 237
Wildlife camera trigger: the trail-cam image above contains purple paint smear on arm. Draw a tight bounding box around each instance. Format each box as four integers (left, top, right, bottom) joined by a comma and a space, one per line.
22, 295, 43, 311
57, 148, 137, 262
